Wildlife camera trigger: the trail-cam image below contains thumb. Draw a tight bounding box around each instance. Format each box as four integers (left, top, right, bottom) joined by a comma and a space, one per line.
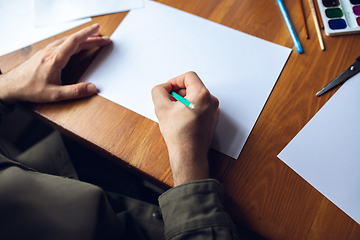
51, 82, 98, 102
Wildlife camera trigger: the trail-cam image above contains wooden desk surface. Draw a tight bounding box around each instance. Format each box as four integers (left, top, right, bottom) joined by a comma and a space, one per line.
1, 0, 359, 239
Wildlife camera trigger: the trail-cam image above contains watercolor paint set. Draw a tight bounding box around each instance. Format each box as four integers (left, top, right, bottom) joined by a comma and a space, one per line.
316, 0, 360, 36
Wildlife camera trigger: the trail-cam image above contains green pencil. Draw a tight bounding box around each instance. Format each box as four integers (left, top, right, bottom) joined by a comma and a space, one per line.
170, 91, 195, 109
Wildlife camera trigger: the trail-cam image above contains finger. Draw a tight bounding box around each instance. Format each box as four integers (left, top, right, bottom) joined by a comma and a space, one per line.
55, 24, 101, 68
168, 71, 208, 104
49, 82, 98, 102
175, 88, 187, 97
46, 32, 101, 49
151, 82, 173, 109
168, 71, 205, 90
46, 36, 68, 48
75, 36, 112, 54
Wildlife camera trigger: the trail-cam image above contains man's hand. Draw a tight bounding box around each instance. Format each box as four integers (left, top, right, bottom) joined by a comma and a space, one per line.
152, 72, 220, 186
0, 24, 111, 105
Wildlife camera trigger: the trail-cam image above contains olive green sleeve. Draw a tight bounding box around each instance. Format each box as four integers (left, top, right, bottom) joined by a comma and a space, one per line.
159, 179, 239, 240
0, 98, 14, 118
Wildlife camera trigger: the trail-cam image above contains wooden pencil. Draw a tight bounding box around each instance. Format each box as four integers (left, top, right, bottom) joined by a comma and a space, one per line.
299, 0, 309, 39
309, 0, 325, 50
313, 0, 324, 29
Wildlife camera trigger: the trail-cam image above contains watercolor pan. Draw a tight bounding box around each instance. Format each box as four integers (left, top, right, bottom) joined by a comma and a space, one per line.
317, 0, 360, 36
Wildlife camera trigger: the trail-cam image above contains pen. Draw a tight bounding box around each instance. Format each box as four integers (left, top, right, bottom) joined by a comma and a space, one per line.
170, 91, 195, 109
276, 0, 303, 53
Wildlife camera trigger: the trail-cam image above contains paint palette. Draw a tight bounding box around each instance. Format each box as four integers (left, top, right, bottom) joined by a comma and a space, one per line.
317, 0, 360, 36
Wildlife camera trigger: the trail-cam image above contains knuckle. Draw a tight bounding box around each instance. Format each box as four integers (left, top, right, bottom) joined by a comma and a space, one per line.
151, 86, 157, 95
49, 91, 62, 102
187, 71, 198, 77
213, 95, 219, 108
68, 34, 82, 46
73, 85, 80, 97
151, 85, 161, 96
198, 86, 211, 99
67, 34, 78, 43
52, 52, 62, 64
42, 51, 61, 65
40, 50, 54, 63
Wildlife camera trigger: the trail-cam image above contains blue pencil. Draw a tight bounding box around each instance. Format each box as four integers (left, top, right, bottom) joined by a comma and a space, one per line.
276, 0, 303, 54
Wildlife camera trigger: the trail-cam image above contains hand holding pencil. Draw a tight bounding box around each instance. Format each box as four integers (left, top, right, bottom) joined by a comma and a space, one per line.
151, 71, 219, 186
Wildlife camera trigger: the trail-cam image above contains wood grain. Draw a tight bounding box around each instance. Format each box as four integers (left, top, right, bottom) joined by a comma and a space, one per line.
219, 0, 360, 239
0, 0, 359, 239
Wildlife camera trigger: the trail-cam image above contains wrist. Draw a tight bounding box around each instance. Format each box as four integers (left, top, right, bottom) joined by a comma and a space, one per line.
0, 73, 18, 105
168, 150, 209, 187
0, 74, 15, 117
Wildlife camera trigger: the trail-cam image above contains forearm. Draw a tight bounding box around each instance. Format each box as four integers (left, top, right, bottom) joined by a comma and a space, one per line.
159, 179, 238, 240
0, 73, 12, 104
0, 70, 17, 106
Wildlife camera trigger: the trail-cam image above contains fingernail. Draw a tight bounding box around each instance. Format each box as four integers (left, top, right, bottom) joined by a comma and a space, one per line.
87, 83, 98, 94
101, 36, 110, 40
92, 23, 99, 28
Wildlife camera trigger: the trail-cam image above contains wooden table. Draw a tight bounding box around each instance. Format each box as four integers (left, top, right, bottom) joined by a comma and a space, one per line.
1, 0, 359, 239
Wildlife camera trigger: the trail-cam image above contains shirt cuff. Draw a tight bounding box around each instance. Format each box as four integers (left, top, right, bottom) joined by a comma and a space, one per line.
159, 179, 237, 239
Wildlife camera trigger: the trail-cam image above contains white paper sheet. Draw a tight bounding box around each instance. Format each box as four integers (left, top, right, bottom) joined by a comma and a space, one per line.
278, 74, 360, 224
80, 0, 291, 159
34, 0, 144, 27
0, 0, 91, 57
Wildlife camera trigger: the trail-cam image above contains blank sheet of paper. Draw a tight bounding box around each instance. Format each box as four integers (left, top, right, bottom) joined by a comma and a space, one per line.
34, 0, 144, 27
0, 0, 91, 57
278, 73, 360, 224
80, 0, 291, 159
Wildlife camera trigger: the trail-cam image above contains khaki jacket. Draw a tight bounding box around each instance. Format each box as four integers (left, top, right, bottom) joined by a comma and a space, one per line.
0, 102, 238, 239
0, 154, 238, 239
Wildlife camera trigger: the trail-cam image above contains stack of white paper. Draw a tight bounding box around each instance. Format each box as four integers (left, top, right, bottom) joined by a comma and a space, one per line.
34, 0, 144, 27
0, 0, 90, 57
0, 0, 144, 57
